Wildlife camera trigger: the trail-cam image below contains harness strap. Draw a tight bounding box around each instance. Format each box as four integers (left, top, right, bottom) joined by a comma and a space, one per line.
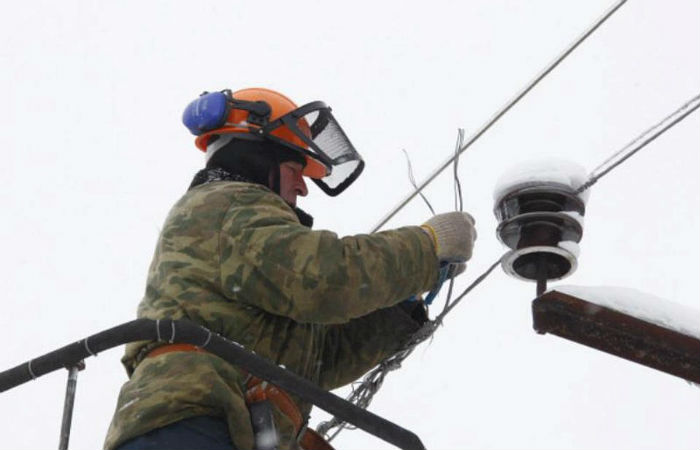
146, 343, 208, 358
145, 343, 334, 450
244, 376, 303, 430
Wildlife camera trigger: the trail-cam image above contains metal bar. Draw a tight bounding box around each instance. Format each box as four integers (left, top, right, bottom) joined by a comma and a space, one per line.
532, 290, 700, 383
0, 319, 424, 450
536, 255, 548, 297
536, 278, 547, 297
58, 363, 83, 450
371, 0, 628, 232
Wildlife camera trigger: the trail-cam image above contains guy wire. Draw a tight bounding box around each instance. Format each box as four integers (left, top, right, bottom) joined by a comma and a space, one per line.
316, 255, 503, 441
576, 93, 700, 194
435, 256, 503, 323
371, 0, 628, 232
328, 0, 630, 439
319, 142, 501, 440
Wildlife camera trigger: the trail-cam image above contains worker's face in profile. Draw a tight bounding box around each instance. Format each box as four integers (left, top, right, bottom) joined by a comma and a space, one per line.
278, 161, 308, 207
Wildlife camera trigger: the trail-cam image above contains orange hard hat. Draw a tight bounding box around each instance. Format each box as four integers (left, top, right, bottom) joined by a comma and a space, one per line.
194, 88, 327, 179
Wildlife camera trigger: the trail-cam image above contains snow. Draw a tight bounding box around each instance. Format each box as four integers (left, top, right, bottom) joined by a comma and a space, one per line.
2, 1, 699, 449
562, 210, 585, 227
553, 285, 700, 339
118, 398, 138, 413
557, 240, 580, 258
255, 429, 279, 449
493, 157, 590, 204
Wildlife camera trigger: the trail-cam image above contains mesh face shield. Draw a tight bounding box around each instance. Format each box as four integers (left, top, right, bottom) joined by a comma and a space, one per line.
262, 101, 364, 196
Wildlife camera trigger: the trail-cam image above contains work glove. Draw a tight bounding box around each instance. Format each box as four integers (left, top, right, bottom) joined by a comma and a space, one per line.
421, 212, 477, 263
446, 262, 467, 278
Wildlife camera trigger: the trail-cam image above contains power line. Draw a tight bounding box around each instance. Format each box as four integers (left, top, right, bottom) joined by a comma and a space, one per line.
576, 93, 700, 194
327, 1, 631, 439
371, 0, 628, 232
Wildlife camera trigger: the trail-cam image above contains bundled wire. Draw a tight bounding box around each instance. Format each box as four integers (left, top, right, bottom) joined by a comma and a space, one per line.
316, 90, 700, 446
402, 149, 436, 215
316, 255, 503, 441
317, 131, 502, 441
454, 129, 465, 212
401, 128, 466, 217
319, 1, 642, 437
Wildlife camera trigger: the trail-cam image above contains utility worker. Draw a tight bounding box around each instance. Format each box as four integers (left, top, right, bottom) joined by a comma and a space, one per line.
104, 88, 477, 450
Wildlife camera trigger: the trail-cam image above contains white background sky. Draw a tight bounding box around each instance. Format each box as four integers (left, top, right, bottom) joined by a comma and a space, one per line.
1, 1, 698, 449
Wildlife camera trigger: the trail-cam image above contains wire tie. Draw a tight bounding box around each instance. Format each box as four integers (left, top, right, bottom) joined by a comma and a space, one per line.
201, 331, 212, 349
156, 319, 162, 341
84, 338, 97, 357
27, 360, 37, 380
169, 321, 176, 344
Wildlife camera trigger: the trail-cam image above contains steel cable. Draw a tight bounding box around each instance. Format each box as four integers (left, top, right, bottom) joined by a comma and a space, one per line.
320, 0, 630, 439
318, 131, 502, 440
371, 0, 628, 232
576, 93, 700, 194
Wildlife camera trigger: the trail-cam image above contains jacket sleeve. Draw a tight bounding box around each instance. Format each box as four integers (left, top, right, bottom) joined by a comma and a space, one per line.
317, 304, 424, 390
218, 186, 439, 324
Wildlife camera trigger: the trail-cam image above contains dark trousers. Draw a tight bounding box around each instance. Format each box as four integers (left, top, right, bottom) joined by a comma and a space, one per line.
115, 416, 236, 450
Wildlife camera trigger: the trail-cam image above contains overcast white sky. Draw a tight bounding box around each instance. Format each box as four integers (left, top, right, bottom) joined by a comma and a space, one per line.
1, 1, 698, 449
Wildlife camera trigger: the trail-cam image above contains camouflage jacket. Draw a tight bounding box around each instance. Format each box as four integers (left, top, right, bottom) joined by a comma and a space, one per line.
104, 180, 438, 450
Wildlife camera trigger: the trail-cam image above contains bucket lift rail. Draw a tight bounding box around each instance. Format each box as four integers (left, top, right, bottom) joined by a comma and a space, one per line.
0, 318, 425, 450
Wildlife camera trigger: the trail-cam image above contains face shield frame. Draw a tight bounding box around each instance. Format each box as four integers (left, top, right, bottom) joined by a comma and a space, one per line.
260, 101, 365, 197
183, 90, 364, 196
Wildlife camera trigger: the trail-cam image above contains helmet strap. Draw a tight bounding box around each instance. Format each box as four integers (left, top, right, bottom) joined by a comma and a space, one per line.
269, 149, 281, 195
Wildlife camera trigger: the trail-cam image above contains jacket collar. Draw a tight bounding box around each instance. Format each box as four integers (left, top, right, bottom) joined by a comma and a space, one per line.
188, 168, 314, 228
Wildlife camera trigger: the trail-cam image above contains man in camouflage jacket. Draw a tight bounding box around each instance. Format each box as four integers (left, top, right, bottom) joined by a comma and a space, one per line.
105, 88, 476, 450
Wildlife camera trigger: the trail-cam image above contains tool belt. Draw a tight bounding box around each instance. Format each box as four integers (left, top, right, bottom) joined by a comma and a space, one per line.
146, 343, 334, 450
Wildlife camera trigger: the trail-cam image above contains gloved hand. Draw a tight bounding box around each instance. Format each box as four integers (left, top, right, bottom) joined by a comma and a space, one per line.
446, 262, 467, 278
421, 212, 477, 263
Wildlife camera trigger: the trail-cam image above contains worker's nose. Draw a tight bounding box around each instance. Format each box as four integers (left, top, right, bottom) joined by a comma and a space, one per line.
297, 175, 308, 197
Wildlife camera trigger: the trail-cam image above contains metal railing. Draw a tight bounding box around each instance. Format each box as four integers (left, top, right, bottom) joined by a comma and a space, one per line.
0, 318, 425, 450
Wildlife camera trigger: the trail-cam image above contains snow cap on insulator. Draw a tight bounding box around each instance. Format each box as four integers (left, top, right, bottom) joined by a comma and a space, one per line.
493, 158, 589, 283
